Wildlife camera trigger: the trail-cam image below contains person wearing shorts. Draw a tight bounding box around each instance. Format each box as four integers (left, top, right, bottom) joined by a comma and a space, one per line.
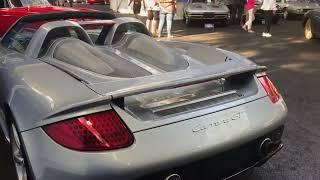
129, 0, 146, 18
145, 0, 160, 36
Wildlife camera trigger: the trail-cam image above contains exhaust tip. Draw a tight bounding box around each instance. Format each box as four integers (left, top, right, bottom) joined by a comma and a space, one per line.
164, 174, 181, 180
259, 138, 275, 155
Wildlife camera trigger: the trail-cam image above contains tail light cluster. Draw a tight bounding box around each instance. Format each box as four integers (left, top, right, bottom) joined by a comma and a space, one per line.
43, 110, 134, 151
257, 75, 280, 103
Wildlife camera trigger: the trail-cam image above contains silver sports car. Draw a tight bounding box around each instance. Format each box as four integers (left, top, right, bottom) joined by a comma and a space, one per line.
277, 0, 320, 19
0, 11, 287, 180
184, 0, 230, 25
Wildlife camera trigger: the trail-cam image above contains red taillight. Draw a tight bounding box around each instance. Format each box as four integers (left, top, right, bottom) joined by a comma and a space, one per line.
43, 110, 134, 151
258, 75, 280, 103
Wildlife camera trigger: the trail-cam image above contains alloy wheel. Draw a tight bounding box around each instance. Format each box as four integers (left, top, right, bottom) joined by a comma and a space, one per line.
11, 124, 28, 180
304, 19, 313, 40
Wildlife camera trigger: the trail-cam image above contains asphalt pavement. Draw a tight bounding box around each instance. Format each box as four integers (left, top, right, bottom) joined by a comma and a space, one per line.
0, 4, 320, 180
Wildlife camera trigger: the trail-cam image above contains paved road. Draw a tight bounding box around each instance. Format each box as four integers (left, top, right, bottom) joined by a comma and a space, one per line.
1, 5, 320, 180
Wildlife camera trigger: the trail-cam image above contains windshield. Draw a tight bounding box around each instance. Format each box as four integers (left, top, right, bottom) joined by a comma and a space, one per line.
9, 0, 50, 7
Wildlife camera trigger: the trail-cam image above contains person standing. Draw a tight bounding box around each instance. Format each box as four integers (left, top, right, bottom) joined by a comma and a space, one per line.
128, 0, 146, 19
261, 0, 276, 37
145, 0, 160, 36
157, 0, 176, 39
225, 0, 236, 24
234, 0, 245, 24
242, 0, 255, 32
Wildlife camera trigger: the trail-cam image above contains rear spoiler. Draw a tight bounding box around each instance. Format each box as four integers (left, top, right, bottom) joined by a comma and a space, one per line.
42, 63, 265, 125
88, 62, 267, 103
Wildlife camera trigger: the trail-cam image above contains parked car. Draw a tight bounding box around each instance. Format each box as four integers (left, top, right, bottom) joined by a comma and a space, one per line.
184, 0, 230, 26
277, 0, 320, 19
0, 0, 50, 7
0, 1, 287, 180
303, 9, 320, 39
72, 0, 84, 3
253, 0, 284, 24
86, 0, 108, 4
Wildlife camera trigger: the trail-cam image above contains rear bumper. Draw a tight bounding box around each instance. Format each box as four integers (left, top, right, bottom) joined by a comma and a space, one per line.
138, 126, 284, 180
21, 97, 287, 180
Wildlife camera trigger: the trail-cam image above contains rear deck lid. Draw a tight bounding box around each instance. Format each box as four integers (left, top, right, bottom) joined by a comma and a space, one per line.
86, 61, 267, 132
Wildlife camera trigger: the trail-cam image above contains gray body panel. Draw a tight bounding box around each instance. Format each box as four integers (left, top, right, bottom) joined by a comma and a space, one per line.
22, 97, 287, 180
0, 15, 287, 180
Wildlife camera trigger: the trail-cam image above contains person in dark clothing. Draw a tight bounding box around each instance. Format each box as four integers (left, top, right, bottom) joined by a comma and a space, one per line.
234, 0, 245, 24
264, 10, 273, 34
261, 0, 276, 37
129, 0, 146, 19
225, 0, 236, 24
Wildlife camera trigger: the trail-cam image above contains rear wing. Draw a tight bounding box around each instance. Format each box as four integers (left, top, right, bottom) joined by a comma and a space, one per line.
43, 62, 265, 125
87, 61, 267, 101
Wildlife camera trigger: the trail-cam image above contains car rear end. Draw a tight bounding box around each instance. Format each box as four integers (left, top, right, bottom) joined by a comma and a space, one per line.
20, 62, 287, 180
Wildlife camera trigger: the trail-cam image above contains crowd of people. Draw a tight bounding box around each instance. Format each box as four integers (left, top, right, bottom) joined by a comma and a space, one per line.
128, 0, 278, 39
128, 0, 176, 39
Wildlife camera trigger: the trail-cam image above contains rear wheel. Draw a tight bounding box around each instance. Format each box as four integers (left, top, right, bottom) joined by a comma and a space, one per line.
232, 169, 254, 179
304, 19, 314, 40
10, 123, 31, 180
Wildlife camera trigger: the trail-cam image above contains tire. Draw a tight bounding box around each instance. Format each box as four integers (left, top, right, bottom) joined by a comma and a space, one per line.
232, 169, 254, 180
0, 107, 9, 143
10, 122, 33, 180
304, 18, 314, 40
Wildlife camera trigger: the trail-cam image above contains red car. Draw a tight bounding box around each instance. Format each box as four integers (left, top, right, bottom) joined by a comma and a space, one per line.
86, 0, 109, 4
0, 0, 110, 37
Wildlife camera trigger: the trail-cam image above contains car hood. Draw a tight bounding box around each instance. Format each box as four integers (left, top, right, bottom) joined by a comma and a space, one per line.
186, 3, 229, 13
